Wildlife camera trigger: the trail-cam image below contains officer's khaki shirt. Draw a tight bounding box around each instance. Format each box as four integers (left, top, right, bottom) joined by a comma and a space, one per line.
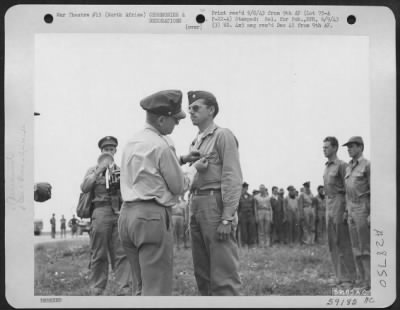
189, 122, 243, 221
345, 156, 370, 203
120, 123, 189, 207
323, 158, 347, 198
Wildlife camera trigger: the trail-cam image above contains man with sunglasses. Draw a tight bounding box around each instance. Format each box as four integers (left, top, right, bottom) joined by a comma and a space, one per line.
186, 90, 243, 296
118, 90, 203, 296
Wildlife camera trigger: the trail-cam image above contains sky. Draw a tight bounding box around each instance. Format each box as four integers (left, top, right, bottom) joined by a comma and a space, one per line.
33, 33, 370, 231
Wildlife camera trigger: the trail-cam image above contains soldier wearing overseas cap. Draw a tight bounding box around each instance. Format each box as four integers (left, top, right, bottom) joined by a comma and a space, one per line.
298, 181, 315, 244
185, 90, 243, 295
283, 186, 301, 244
81, 135, 132, 296
254, 184, 273, 248
343, 136, 371, 290
118, 90, 203, 296
323, 136, 357, 289
313, 185, 327, 243
237, 182, 257, 249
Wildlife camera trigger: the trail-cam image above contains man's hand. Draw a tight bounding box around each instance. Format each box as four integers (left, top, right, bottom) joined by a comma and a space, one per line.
193, 158, 208, 172
96, 161, 109, 175
181, 151, 201, 164
216, 222, 232, 241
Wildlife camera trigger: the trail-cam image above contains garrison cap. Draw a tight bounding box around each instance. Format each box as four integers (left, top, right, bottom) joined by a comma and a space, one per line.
242, 182, 249, 188
140, 90, 186, 119
188, 90, 219, 117
342, 136, 364, 146
98, 136, 118, 149
188, 90, 217, 105
287, 185, 295, 191
303, 181, 310, 187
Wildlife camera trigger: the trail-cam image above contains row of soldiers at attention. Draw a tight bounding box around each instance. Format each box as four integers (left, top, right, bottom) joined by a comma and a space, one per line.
171, 182, 326, 250
80, 88, 370, 296
235, 182, 326, 249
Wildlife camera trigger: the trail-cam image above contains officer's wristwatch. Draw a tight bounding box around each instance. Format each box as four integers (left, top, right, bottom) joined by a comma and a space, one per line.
221, 220, 231, 225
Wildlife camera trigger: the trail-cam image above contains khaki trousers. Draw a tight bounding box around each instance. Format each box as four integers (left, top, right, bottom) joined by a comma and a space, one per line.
347, 198, 370, 286
326, 195, 357, 283
190, 192, 241, 296
118, 201, 173, 296
89, 206, 131, 293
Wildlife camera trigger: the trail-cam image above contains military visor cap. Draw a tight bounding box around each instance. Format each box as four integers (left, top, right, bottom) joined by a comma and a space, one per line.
342, 136, 364, 146
140, 90, 186, 119
188, 90, 218, 106
98, 136, 118, 149
303, 181, 310, 187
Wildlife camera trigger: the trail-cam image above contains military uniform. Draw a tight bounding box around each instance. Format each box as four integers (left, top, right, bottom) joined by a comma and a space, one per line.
254, 193, 273, 247
172, 199, 187, 249
324, 158, 357, 285
119, 90, 189, 296
237, 190, 257, 248
188, 90, 242, 296
271, 194, 285, 244
298, 184, 315, 244
81, 136, 131, 295
343, 137, 371, 289
314, 194, 327, 242
283, 188, 301, 244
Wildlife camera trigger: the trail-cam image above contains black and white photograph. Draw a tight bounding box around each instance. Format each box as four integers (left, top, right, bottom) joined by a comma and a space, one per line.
4, 4, 396, 308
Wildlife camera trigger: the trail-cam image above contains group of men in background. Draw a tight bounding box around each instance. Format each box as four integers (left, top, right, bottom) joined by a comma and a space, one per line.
77, 87, 370, 296
236, 181, 327, 249
49, 214, 79, 238
233, 135, 370, 291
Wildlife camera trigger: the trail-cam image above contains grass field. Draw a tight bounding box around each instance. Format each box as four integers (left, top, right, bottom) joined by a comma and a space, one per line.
35, 239, 337, 296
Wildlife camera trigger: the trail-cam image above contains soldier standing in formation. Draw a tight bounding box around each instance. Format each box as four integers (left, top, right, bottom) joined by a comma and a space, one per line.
323, 136, 357, 289
187, 90, 242, 296
314, 186, 327, 243
343, 136, 371, 290
81, 136, 131, 296
118, 90, 203, 296
271, 186, 285, 245
237, 182, 257, 249
298, 182, 315, 245
172, 195, 188, 250
283, 186, 301, 245
254, 184, 273, 248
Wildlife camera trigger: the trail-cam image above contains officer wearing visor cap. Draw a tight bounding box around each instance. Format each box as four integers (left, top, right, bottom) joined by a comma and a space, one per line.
81, 135, 131, 296
185, 90, 243, 296
118, 90, 204, 296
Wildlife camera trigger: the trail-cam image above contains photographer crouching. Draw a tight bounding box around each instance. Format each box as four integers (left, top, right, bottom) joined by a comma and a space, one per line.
80, 136, 132, 296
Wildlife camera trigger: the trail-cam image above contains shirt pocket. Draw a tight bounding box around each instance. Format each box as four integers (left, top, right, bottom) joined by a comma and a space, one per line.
134, 211, 163, 246
327, 167, 339, 185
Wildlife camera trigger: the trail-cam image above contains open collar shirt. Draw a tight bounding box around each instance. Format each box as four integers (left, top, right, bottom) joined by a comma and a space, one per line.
189, 122, 243, 221
344, 155, 370, 202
